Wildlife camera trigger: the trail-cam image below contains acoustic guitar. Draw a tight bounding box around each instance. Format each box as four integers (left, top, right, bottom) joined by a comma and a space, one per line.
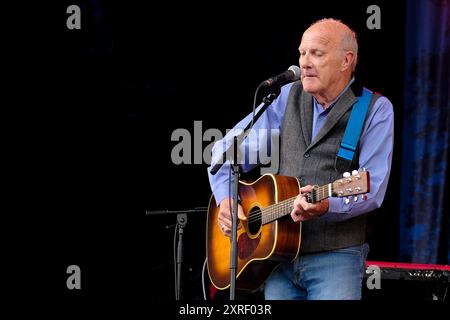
206, 170, 370, 291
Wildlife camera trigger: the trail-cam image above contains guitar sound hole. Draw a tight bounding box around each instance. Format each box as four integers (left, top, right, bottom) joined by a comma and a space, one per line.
247, 206, 262, 236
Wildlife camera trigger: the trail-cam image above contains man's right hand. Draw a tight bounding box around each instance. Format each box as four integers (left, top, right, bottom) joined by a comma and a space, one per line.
218, 198, 247, 237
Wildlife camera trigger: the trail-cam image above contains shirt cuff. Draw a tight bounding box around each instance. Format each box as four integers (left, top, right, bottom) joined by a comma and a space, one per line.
316, 198, 349, 222
326, 197, 352, 214
213, 187, 231, 206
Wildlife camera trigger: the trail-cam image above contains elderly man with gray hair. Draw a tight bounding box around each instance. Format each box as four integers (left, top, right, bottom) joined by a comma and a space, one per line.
208, 18, 394, 300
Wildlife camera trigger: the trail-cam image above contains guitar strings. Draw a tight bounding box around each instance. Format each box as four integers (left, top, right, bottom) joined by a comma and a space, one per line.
244, 184, 331, 224
243, 185, 324, 224
246, 183, 333, 224
244, 198, 293, 224
245, 189, 314, 224
242, 174, 365, 224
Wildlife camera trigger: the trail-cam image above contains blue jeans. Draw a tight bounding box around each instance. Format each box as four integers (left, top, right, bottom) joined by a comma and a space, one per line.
264, 243, 369, 300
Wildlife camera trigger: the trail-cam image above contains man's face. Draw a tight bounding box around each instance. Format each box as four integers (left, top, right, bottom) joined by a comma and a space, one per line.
299, 27, 344, 96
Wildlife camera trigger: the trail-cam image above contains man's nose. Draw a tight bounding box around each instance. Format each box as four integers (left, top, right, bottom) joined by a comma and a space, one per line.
300, 54, 312, 69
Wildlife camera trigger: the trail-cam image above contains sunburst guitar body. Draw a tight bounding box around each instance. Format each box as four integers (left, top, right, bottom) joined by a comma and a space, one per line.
206, 171, 370, 291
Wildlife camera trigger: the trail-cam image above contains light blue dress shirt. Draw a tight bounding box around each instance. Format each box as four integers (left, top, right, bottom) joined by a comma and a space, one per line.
208, 79, 394, 222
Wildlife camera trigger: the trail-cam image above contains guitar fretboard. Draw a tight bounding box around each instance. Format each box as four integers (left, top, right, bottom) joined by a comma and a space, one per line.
261, 183, 333, 225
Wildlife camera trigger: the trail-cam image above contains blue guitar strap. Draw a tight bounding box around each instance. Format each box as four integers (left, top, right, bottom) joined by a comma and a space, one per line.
336, 87, 373, 162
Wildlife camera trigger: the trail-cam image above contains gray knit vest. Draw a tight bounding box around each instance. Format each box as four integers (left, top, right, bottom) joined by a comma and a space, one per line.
279, 81, 380, 253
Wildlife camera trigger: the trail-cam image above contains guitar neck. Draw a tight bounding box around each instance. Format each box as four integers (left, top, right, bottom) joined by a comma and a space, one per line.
261, 182, 333, 225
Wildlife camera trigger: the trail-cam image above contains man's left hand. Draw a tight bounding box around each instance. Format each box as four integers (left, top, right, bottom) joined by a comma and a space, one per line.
290, 185, 329, 222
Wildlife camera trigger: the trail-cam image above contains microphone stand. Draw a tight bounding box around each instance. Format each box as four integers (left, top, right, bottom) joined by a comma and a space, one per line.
229, 136, 239, 300
146, 207, 207, 300
209, 86, 281, 300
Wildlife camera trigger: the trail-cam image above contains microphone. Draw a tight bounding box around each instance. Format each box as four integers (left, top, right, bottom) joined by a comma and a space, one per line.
259, 65, 301, 88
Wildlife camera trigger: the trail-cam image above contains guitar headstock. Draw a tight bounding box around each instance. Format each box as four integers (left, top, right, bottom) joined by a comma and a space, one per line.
332, 170, 370, 199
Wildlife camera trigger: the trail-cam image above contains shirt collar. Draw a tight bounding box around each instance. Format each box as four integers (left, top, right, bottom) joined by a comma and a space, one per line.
313, 77, 355, 115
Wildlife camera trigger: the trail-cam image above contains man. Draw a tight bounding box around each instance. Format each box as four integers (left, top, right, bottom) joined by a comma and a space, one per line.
208, 18, 393, 300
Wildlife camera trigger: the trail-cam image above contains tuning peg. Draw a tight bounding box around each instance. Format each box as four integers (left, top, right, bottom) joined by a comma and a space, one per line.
343, 172, 351, 178
352, 170, 359, 176
360, 194, 367, 201
353, 196, 358, 202
344, 197, 350, 204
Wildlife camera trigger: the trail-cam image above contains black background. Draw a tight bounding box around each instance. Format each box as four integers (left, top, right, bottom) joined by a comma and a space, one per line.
14, 0, 408, 302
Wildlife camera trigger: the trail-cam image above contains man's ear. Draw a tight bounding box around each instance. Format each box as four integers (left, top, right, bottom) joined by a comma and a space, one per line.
341, 51, 355, 72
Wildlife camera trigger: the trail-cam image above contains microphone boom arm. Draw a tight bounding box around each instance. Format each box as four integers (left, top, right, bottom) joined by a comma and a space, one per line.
209, 88, 281, 175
